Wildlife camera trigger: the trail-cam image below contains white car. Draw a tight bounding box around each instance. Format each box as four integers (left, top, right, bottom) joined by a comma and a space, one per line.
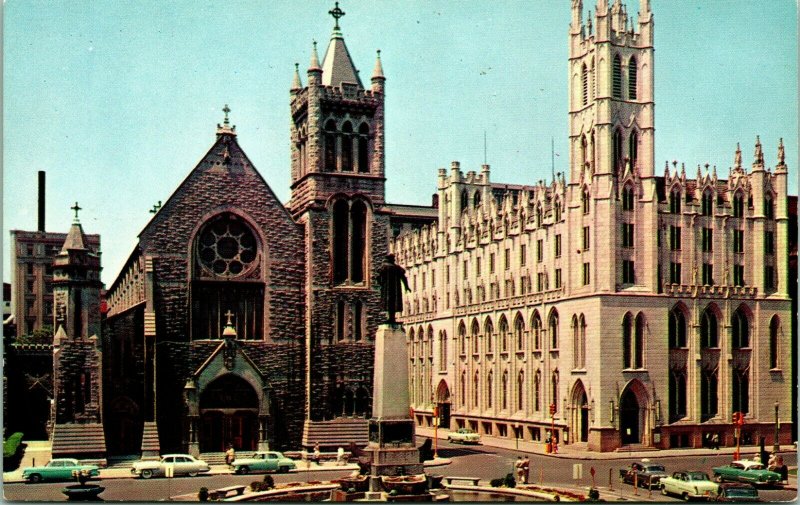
660, 470, 719, 501
447, 428, 481, 444
131, 454, 210, 479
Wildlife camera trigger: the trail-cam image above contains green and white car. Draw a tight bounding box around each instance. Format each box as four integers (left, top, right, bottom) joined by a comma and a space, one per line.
660, 470, 719, 501
131, 454, 210, 479
447, 428, 481, 444
712, 460, 782, 486
231, 451, 296, 475
22, 458, 100, 484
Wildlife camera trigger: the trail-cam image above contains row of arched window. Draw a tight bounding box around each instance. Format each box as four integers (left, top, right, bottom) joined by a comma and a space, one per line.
456, 368, 559, 414
612, 54, 638, 101
455, 310, 561, 355
667, 186, 774, 219
323, 120, 371, 173
331, 199, 368, 284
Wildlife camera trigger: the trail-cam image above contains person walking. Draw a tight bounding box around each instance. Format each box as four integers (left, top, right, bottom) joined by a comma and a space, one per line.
225, 445, 236, 466
514, 456, 524, 484
521, 455, 530, 484
313, 442, 321, 465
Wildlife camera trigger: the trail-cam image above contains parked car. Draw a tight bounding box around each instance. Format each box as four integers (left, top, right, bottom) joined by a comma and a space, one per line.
447, 428, 481, 444
22, 459, 100, 484
131, 454, 210, 479
660, 470, 719, 501
714, 482, 760, 502
231, 451, 296, 475
619, 461, 668, 488
712, 460, 782, 486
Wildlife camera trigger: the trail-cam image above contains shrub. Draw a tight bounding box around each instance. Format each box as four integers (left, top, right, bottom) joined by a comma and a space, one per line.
198, 487, 209, 502
588, 488, 600, 501
504, 473, 516, 488
262, 474, 274, 489
3, 432, 24, 459
490, 478, 504, 487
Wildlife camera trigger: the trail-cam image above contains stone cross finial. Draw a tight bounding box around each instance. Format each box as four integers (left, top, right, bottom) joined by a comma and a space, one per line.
735, 143, 742, 169
224, 310, 234, 326
778, 138, 785, 166
71, 202, 82, 222
329, 2, 345, 29
222, 104, 231, 126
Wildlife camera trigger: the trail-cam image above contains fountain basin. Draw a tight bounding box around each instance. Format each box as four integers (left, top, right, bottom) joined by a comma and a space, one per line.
62, 484, 105, 501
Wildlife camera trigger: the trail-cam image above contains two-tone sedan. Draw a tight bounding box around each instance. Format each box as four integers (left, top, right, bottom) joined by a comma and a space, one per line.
620, 461, 668, 488
660, 470, 719, 501
22, 459, 100, 484
131, 454, 210, 479
447, 428, 481, 444
712, 460, 782, 487
231, 451, 296, 475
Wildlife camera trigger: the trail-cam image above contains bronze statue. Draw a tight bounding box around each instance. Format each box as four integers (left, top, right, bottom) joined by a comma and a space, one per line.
377, 254, 410, 324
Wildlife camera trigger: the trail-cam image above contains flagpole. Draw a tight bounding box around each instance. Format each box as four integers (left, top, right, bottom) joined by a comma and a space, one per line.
551, 137, 555, 182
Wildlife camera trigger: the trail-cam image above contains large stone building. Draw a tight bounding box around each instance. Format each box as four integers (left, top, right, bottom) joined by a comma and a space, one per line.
394, 0, 794, 451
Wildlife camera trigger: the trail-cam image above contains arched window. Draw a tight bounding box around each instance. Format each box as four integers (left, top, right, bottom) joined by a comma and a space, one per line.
461, 190, 468, 212
332, 199, 368, 285
341, 121, 353, 171
613, 129, 624, 173
572, 315, 580, 368
502, 370, 509, 410
590, 58, 596, 100
668, 306, 687, 348
582, 186, 590, 214
357, 123, 370, 173
473, 371, 480, 408
332, 200, 349, 283
732, 369, 749, 415
581, 63, 588, 106
427, 326, 434, 358
622, 313, 633, 368
590, 129, 596, 170
514, 314, 525, 351
458, 321, 466, 355
324, 119, 337, 171
473, 191, 481, 208
628, 131, 638, 169
634, 313, 645, 368
622, 184, 634, 211
460, 371, 466, 406
628, 57, 637, 100
517, 371, 524, 411
731, 309, 749, 349
350, 200, 367, 283
579, 315, 586, 368
764, 195, 774, 219
353, 300, 364, 341
551, 370, 559, 413
700, 307, 718, 349
336, 300, 347, 341
549, 311, 559, 349
487, 371, 494, 408
534, 371, 541, 411
499, 316, 509, 352
770, 316, 780, 368
485, 318, 494, 353
702, 190, 714, 216
669, 370, 687, 422
580, 135, 588, 168
532, 311, 542, 350
733, 192, 744, 218
554, 200, 562, 222
701, 368, 718, 421
670, 188, 681, 214
612, 54, 622, 99
536, 204, 543, 227
471, 319, 480, 354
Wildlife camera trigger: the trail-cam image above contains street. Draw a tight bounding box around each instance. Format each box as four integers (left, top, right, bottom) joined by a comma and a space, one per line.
3, 439, 797, 502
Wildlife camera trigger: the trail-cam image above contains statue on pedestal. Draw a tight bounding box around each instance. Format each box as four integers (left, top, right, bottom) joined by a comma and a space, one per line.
377, 254, 410, 324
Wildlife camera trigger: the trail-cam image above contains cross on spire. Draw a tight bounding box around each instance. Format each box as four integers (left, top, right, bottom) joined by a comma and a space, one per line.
329, 2, 345, 30
222, 104, 231, 126
71, 202, 82, 222
224, 310, 234, 326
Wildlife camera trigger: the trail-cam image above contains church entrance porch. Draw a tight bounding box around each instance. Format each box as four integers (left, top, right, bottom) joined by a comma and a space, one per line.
435, 380, 451, 429
198, 374, 260, 452
618, 379, 651, 447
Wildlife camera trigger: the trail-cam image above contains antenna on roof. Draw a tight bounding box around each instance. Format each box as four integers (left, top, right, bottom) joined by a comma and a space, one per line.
484, 130, 487, 165
551, 137, 555, 183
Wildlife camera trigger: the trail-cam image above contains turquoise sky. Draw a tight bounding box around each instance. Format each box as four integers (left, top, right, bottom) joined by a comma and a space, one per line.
3, 1, 797, 285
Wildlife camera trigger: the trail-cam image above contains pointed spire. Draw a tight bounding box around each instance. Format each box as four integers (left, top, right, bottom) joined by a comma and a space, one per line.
777, 138, 786, 168
216, 104, 236, 135
753, 135, 764, 166
734, 142, 742, 170
291, 63, 303, 90
309, 40, 322, 72
61, 203, 89, 252
371, 49, 385, 81
321, 21, 363, 88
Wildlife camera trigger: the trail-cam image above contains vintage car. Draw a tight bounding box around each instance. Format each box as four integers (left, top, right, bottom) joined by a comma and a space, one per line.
131, 454, 210, 479
712, 460, 782, 486
714, 482, 760, 502
231, 451, 296, 475
619, 461, 668, 488
447, 428, 481, 444
22, 458, 100, 484
660, 470, 719, 501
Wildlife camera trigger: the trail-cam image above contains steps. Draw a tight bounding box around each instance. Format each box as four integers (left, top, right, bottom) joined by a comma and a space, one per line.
615, 444, 659, 453
51, 424, 107, 465
302, 418, 369, 451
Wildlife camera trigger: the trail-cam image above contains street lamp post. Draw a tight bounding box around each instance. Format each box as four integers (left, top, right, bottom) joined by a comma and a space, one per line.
773, 402, 780, 454
433, 406, 439, 459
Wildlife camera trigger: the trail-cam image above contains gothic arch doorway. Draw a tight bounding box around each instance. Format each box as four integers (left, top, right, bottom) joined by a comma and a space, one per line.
619, 380, 649, 445
435, 380, 451, 429
199, 374, 259, 452
570, 381, 589, 443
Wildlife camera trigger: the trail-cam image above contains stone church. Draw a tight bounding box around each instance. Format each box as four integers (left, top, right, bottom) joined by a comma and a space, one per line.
395, 0, 795, 452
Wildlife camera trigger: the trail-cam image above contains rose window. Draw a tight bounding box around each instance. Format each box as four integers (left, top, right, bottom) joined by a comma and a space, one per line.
197, 215, 258, 277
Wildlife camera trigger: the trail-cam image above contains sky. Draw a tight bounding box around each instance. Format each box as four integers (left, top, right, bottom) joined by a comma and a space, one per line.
3, 1, 797, 286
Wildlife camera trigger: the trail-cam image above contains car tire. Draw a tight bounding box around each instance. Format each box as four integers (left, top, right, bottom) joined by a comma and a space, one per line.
660, 485, 668, 496
682, 492, 690, 502
28, 474, 42, 484
279, 466, 290, 474
238, 466, 249, 475
141, 469, 153, 479
188, 472, 198, 477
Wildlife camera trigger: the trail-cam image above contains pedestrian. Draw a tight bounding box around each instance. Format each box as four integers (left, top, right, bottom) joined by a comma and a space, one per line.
712, 432, 720, 450
225, 445, 236, 466
336, 446, 346, 465
514, 456, 524, 484
313, 442, 321, 464
522, 455, 530, 484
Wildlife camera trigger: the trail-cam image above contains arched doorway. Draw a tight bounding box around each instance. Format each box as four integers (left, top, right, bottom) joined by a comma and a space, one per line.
619, 380, 649, 445
199, 375, 259, 452
435, 380, 451, 429
107, 396, 141, 455
570, 381, 590, 443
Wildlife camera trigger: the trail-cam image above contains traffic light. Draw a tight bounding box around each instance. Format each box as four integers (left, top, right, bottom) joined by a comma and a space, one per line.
549, 403, 556, 415
732, 412, 740, 424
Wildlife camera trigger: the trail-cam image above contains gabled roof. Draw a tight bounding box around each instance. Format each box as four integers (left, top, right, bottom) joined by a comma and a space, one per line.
321, 28, 363, 88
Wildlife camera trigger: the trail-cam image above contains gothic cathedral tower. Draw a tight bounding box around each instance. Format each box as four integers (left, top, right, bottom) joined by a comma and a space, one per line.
50, 206, 107, 462
288, 5, 390, 441
568, 0, 658, 293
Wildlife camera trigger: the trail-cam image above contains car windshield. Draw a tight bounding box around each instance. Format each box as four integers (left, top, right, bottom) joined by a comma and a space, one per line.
745, 463, 764, 470
688, 472, 709, 481
645, 465, 666, 472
